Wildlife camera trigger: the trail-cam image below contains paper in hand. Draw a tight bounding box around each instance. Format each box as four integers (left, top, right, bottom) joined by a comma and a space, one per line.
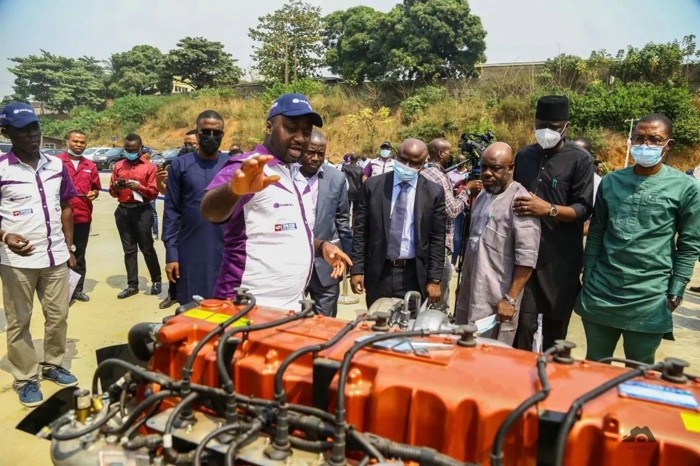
68, 269, 81, 299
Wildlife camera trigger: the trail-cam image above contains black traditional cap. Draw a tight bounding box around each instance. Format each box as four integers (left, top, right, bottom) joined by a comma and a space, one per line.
535, 95, 569, 121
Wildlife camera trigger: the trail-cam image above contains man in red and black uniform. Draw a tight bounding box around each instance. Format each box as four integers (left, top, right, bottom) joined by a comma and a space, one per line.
109, 133, 162, 299
59, 130, 101, 302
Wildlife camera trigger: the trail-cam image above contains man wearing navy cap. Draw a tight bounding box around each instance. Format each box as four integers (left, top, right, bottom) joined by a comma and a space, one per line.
511, 95, 595, 351
201, 94, 351, 310
0, 102, 79, 406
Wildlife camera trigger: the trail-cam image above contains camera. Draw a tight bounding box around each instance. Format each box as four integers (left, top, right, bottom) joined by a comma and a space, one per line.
458, 130, 495, 179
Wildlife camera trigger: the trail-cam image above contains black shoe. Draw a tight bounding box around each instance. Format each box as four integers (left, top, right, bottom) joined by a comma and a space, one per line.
159, 296, 178, 309
117, 287, 139, 299
151, 282, 162, 295
72, 292, 90, 302
689, 286, 700, 293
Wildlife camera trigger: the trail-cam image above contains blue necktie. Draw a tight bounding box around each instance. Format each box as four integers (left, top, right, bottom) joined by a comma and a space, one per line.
388, 182, 410, 261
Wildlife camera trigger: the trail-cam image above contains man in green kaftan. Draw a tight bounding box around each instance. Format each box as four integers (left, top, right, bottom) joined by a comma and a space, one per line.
575, 114, 700, 364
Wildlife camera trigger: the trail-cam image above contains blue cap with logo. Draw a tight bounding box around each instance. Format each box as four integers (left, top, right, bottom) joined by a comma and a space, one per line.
267, 93, 323, 127
0, 102, 39, 128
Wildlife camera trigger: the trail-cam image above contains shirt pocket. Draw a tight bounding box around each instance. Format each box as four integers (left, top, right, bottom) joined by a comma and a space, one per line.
482, 224, 507, 254
639, 192, 663, 229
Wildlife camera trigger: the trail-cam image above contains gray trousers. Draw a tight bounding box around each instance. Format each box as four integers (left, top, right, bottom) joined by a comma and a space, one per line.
438, 249, 452, 308
306, 268, 340, 317
1, 262, 70, 387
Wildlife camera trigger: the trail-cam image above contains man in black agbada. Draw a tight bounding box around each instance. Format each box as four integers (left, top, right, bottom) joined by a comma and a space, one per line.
511, 95, 595, 351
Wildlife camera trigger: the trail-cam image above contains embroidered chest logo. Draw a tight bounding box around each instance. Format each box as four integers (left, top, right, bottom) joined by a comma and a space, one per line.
275, 223, 297, 232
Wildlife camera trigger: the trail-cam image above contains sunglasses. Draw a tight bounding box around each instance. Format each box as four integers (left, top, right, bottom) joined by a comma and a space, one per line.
198, 129, 224, 137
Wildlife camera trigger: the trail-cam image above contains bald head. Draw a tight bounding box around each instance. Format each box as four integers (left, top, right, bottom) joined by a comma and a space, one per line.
309, 129, 326, 146
427, 138, 453, 168
480, 142, 514, 194
397, 138, 429, 170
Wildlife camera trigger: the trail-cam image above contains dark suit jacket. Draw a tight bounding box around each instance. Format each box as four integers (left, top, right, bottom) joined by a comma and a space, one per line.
312, 166, 352, 287
351, 171, 446, 295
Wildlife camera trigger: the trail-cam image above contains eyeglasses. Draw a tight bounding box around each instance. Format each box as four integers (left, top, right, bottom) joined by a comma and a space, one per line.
630, 135, 668, 146
199, 129, 224, 137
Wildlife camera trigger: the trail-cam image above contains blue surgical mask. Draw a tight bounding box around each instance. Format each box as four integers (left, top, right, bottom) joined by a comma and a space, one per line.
631, 144, 665, 168
123, 150, 140, 161
380, 149, 391, 158
394, 160, 419, 182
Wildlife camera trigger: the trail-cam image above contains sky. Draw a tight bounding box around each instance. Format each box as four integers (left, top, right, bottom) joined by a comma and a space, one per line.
0, 0, 698, 98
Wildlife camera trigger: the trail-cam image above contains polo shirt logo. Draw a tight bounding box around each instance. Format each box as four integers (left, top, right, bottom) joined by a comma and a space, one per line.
273, 202, 294, 208
275, 223, 297, 231
12, 208, 33, 216
9, 195, 31, 202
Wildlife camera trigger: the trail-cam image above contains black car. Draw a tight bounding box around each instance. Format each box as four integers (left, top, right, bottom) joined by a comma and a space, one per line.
151, 148, 181, 169
93, 148, 125, 171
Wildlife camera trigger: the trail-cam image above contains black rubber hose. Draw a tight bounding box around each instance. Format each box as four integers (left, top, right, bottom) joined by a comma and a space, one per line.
289, 436, 333, 452
329, 328, 465, 466
490, 345, 559, 466
552, 361, 665, 466
181, 291, 256, 381
128, 322, 160, 362
348, 428, 386, 462
163, 392, 200, 463
108, 390, 173, 436
51, 406, 121, 441
224, 412, 269, 466
92, 358, 171, 394
366, 432, 476, 466
193, 423, 240, 466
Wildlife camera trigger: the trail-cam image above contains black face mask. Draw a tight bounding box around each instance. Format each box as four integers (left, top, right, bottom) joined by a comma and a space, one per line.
178, 144, 196, 156
199, 134, 222, 155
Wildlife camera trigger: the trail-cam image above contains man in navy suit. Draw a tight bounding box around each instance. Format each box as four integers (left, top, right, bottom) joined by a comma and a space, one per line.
351, 138, 446, 308
294, 131, 352, 316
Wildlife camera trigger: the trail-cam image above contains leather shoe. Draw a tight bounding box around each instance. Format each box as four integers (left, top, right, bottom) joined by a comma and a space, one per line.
117, 288, 139, 299
689, 286, 700, 293
72, 292, 90, 302
159, 296, 178, 309
151, 282, 162, 295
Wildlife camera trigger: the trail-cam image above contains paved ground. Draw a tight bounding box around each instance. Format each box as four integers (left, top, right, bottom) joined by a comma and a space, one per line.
0, 172, 698, 465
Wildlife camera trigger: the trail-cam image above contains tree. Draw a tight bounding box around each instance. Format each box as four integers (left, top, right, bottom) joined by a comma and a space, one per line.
166, 37, 242, 89
613, 35, 699, 85
8, 50, 106, 112
249, 0, 324, 83
322, 6, 385, 83
378, 0, 487, 81
107, 45, 172, 97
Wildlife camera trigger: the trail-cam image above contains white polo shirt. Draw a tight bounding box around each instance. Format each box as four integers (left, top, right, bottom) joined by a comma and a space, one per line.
207, 145, 315, 310
0, 151, 76, 268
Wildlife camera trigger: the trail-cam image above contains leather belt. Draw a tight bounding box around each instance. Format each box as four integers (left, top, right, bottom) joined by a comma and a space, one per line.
386, 258, 416, 267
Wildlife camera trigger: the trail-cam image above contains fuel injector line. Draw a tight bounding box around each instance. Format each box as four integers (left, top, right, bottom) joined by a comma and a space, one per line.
552, 361, 665, 466
490, 344, 560, 466
328, 327, 469, 466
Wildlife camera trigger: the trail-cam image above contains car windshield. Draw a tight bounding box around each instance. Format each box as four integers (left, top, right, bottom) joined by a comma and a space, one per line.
105, 148, 123, 156
83, 148, 98, 155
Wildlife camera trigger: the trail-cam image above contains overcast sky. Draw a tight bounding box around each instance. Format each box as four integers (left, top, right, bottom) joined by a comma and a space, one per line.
0, 0, 698, 98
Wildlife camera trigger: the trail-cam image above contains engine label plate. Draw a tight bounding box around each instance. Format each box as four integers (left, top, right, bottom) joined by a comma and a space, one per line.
618, 381, 699, 410
183, 309, 252, 327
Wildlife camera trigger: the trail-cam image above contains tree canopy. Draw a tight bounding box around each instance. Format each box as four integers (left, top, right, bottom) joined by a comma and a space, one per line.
166, 37, 242, 89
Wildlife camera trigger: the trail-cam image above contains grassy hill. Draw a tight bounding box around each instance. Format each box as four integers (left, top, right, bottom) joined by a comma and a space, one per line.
42, 80, 700, 171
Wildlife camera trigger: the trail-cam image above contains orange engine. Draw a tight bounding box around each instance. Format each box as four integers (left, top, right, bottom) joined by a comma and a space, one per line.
145, 298, 700, 466
43, 296, 700, 466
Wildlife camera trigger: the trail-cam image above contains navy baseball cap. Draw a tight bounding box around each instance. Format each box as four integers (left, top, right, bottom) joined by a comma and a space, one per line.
267, 93, 323, 127
0, 102, 39, 128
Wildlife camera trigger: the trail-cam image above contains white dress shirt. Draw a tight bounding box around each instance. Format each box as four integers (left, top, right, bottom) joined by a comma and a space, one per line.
390, 173, 418, 259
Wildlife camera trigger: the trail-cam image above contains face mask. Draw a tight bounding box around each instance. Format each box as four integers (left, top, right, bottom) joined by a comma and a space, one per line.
380, 149, 391, 159
535, 127, 564, 150
67, 148, 82, 157
178, 144, 196, 156
199, 133, 222, 155
394, 160, 419, 182
123, 150, 140, 161
631, 144, 665, 167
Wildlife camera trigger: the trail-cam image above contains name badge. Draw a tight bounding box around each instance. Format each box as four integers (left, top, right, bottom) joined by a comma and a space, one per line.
275, 223, 297, 232
12, 208, 33, 216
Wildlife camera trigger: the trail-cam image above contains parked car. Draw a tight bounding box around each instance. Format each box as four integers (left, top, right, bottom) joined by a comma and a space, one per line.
0, 142, 12, 154
151, 148, 181, 169
83, 146, 112, 161
93, 148, 125, 171
43, 148, 64, 156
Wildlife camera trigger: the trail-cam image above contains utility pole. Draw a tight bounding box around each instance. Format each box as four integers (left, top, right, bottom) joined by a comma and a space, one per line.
623, 117, 638, 167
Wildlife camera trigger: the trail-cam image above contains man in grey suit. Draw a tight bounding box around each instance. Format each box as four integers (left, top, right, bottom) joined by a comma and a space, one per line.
294, 131, 352, 316
351, 138, 446, 308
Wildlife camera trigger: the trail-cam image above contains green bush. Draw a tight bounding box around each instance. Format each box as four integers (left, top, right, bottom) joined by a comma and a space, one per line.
260, 79, 325, 107
399, 85, 448, 124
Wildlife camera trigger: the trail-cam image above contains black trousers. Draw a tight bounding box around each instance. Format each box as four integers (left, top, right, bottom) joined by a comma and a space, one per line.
114, 204, 162, 288
306, 268, 339, 317
513, 275, 574, 352
72, 222, 91, 293
365, 260, 420, 309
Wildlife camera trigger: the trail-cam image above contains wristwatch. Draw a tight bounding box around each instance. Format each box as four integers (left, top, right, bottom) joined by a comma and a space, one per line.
668, 294, 683, 308
549, 204, 558, 217
69, 245, 76, 253
503, 294, 517, 306
430, 278, 441, 285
